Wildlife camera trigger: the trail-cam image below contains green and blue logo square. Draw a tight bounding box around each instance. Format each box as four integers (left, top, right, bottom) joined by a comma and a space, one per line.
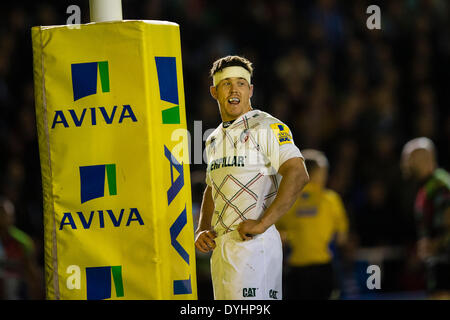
71, 61, 110, 101
155, 57, 180, 124
86, 265, 124, 300
79, 164, 117, 203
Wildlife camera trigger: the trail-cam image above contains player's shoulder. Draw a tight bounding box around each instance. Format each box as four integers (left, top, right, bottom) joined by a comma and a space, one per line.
8, 226, 34, 255
254, 110, 294, 139
252, 110, 297, 147
323, 189, 344, 204
431, 168, 450, 192
252, 110, 288, 127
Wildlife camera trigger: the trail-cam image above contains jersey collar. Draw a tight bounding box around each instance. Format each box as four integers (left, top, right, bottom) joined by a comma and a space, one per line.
221, 109, 259, 130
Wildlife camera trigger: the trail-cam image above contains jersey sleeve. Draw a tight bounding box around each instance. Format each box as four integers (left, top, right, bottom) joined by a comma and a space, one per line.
264, 121, 303, 173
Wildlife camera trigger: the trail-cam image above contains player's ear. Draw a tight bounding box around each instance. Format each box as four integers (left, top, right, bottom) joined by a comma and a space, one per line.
249, 84, 254, 98
210, 86, 218, 100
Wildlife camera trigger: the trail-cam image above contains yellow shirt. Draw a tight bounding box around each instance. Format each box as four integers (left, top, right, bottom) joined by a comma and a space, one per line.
276, 182, 348, 266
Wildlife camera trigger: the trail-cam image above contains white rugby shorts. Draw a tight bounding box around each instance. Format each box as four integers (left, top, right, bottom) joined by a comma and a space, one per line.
210, 225, 283, 300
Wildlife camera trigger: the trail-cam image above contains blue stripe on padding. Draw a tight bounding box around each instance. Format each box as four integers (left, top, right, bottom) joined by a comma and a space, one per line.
174, 275, 192, 295
170, 206, 189, 265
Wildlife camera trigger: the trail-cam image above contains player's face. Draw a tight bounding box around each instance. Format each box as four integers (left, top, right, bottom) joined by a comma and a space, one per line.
210, 77, 254, 121
315, 166, 328, 188
401, 151, 423, 179
308, 166, 328, 188
401, 153, 412, 179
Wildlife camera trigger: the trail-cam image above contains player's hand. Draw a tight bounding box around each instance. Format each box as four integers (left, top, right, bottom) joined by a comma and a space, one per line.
195, 230, 217, 253
237, 219, 267, 241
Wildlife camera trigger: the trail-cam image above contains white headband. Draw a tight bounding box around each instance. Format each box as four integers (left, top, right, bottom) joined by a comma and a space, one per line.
402, 137, 435, 157
213, 66, 251, 86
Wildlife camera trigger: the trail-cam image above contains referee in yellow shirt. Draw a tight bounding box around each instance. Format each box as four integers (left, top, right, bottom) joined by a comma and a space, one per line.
277, 149, 349, 299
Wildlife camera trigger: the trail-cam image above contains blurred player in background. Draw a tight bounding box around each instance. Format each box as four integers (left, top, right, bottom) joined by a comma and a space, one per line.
277, 149, 349, 299
195, 55, 309, 299
0, 197, 42, 299
401, 137, 450, 299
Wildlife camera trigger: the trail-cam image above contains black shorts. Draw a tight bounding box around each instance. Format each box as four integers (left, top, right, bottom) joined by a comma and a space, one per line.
285, 263, 334, 300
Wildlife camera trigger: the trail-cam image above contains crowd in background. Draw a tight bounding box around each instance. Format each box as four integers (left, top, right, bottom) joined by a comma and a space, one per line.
0, 0, 449, 299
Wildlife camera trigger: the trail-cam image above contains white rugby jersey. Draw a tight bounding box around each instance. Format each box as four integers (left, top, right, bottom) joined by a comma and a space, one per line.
205, 109, 303, 236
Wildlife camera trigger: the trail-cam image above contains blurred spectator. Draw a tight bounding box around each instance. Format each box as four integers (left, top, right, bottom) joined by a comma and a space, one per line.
0, 197, 43, 299
277, 149, 349, 299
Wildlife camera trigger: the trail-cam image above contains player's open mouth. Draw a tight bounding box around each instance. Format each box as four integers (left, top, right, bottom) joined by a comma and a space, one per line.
228, 97, 240, 104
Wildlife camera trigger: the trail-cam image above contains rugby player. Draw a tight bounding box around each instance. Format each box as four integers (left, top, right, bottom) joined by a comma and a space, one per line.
195, 55, 309, 300
401, 137, 450, 299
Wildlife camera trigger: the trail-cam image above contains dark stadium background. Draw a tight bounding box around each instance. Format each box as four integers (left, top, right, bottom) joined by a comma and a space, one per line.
0, 0, 449, 299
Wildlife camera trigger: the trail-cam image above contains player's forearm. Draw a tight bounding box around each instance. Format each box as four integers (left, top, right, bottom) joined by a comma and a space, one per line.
260, 158, 309, 230
259, 173, 307, 229
196, 185, 215, 233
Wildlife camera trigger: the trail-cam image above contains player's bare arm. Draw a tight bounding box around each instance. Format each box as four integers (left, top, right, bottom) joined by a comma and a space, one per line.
237, 157, 309, 240
195, 185, 217, 252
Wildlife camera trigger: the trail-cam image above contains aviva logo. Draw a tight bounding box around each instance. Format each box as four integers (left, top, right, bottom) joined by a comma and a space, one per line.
86, 265, 124, 300
51, 61, 138, 129
155, 57, 180, 124
80, 164, 117, 203
71, 61, 110, 101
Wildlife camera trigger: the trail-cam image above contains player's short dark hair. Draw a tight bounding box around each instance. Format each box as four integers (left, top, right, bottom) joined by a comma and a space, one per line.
210, 55, 253, 78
